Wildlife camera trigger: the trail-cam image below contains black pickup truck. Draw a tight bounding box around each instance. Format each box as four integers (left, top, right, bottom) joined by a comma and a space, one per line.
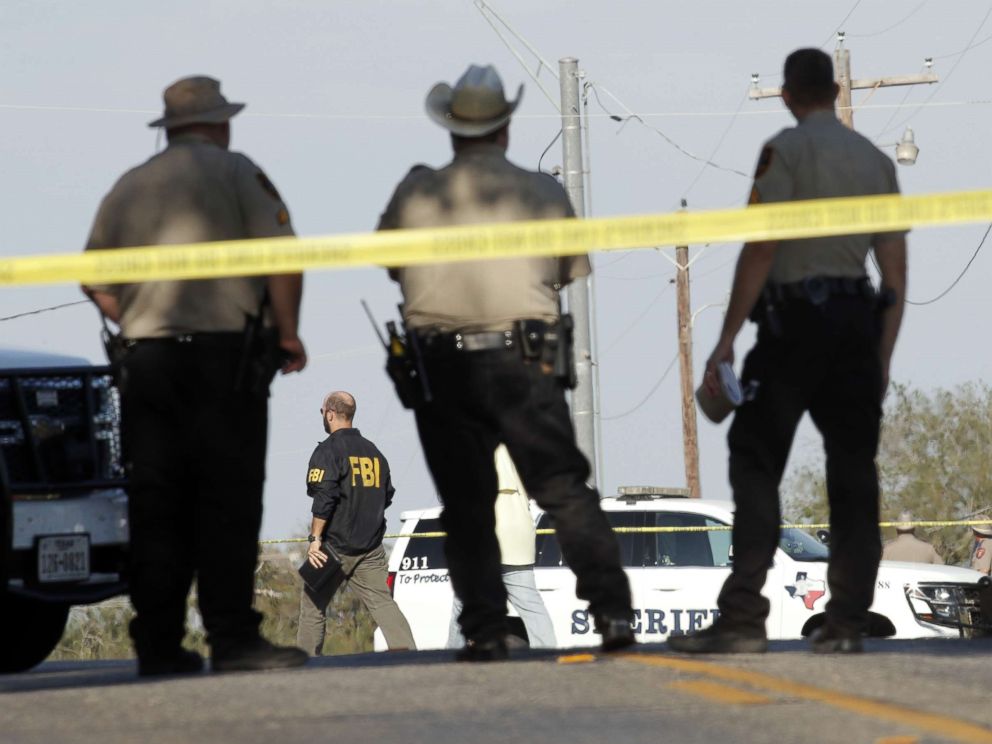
0, 350, 129, 672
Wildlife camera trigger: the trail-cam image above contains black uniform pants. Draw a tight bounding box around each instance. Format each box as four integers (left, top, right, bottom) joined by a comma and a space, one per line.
718, 295, 883, 636
119, 339, 267, 659
413, 347, 632, 643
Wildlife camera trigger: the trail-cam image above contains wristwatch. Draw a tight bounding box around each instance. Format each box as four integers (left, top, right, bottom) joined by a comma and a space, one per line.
307, 534, 320, 543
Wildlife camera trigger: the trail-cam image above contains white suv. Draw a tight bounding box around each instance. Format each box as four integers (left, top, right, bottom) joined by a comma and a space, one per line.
377, 488, 988, 650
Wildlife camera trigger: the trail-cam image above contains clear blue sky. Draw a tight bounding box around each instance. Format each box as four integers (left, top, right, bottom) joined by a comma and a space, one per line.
3, 0, 990, 539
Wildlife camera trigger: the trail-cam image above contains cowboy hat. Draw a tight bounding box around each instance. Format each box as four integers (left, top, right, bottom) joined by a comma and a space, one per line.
425, 64, 522, 137
148, 76, 245, 129
973, 523, 992, 537
895, 511, 916, 532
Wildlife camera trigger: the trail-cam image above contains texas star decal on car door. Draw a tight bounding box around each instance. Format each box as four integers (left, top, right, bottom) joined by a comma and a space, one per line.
785, 571, 826, 610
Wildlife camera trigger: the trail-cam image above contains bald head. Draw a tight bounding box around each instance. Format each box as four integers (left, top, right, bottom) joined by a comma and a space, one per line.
321, 391, 356, 433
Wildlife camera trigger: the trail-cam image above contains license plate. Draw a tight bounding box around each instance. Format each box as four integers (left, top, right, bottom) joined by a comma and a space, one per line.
37, 535, 90, 583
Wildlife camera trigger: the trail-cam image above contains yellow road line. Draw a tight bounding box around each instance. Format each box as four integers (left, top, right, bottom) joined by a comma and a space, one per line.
667, 679, 772, 705
620, 654, 992, 744
557, 653, 597, 665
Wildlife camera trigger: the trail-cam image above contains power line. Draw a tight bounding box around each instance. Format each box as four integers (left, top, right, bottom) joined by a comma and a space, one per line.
848, 1, 927, 38
683, 91, 749, 199
597, 270, 673, 282
586, 83, 749, 179
905, 223, 991, 306
4, 98, 992, 122
820, 0, 864, 48
877, 4, 992, 138
473, 0, 561, 111
601, 352, 679, 421
0, 300, 89, 322
600, 280, 672, 357
933, 28, 992, 60
595, 250, 635, 269
873, 65, 925, 139
537, 128, 562, 174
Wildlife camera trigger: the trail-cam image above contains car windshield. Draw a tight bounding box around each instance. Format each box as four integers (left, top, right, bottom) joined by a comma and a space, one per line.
779, 528, 829, 562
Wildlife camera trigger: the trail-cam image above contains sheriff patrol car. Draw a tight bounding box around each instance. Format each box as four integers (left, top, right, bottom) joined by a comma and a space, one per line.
376, 487, 987, 650
1, 350, 129, 672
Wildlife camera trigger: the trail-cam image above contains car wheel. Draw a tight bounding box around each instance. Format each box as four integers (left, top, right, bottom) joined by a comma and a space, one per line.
0, 592, 70, 673
801, 612, 895, 639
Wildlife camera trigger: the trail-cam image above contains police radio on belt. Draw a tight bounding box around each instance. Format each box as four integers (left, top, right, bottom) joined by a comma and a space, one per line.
361, 300, 432, 409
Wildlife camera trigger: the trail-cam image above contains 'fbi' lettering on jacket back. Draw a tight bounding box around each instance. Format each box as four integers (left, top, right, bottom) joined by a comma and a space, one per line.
349, 456, 381, 488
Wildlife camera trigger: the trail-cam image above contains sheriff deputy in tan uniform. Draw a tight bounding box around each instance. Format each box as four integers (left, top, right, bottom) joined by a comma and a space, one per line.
377, 64, 633, 661
670, 48, 907, 656
971, 523, 992, 575
881, 512, 943, 564
82, 76, 307, 676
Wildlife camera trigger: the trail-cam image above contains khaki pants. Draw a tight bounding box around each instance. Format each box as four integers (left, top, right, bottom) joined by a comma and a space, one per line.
297, 544, 416, 654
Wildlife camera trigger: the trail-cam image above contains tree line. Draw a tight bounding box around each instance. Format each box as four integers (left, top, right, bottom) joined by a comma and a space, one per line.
786, 382, 992, 566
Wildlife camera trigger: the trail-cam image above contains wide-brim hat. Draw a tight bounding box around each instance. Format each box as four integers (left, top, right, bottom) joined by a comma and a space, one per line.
895, 511, 916, 532
425, 64, 523, 137
148, 75, 245, 129
973, 523, 992, 537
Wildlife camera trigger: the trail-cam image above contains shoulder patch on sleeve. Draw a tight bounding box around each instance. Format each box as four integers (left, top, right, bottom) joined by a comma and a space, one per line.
754, 146, 774, 179
307, 467, 326, 484
399, 164, 435, 187
407, 163, 433, 176
256, 172, 283, 202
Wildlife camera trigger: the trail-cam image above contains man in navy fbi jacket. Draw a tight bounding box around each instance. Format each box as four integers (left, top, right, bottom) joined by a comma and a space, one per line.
297, 391, 416, 654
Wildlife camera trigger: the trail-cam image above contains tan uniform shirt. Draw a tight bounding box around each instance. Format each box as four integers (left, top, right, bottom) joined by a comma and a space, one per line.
881, 533, 943, 564
493, 444, 535, 566
85, 132, 294, 338
972, 536, 992, 575
752, 110, 905, 283
377, 142, 587, 332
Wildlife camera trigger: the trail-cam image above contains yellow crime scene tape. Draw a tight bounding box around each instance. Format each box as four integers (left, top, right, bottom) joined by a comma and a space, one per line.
3, 188, 992, 287
258, 519, 992, 545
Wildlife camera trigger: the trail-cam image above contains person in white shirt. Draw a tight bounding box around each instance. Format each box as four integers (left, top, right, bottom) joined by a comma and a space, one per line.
447, 445, 556, 649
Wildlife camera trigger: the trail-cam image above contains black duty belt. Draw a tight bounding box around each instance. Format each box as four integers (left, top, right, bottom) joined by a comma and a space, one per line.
764, 276, 874, 306
124, 331, 244, 348
417, 328, 518, 354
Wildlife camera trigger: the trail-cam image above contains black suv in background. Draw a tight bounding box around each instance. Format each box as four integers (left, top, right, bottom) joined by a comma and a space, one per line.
0, 350, 129, 672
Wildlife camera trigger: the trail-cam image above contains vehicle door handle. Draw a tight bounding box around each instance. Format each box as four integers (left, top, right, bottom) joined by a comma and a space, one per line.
650, 588, 679, 592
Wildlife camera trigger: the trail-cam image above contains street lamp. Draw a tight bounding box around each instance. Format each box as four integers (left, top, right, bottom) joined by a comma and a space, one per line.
895, 127, 919, 165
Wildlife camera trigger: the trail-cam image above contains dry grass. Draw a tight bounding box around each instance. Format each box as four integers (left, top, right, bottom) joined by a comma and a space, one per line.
49, 552, 374, 661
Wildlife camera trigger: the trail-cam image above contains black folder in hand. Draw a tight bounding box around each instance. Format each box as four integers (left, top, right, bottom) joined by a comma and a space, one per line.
298, 540, 346, 596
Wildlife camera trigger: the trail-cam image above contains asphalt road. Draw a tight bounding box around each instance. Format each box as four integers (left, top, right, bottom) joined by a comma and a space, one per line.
3, 639, 992, 744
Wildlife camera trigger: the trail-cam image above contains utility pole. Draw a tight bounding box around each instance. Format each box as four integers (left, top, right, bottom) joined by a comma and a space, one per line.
674, 200, 701, 498
559, 56, 599, 488
749, 32, 937, 130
